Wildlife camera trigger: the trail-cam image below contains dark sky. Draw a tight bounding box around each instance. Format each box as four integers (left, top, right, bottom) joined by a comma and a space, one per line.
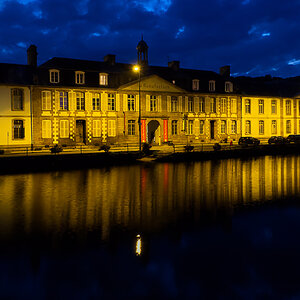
1, 0, 300, 78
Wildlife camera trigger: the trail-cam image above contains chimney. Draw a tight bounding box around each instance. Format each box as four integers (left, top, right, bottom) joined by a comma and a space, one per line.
104, 54, 116, 66
27, 45, 38, 67
168, 60, 180, 71
220, 65, 230, 77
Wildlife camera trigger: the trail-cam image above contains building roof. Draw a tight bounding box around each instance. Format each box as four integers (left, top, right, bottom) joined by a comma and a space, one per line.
0, 63, 34, 85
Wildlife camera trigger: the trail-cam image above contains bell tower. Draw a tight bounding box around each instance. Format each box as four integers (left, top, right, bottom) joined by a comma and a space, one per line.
137, 35, 148, 66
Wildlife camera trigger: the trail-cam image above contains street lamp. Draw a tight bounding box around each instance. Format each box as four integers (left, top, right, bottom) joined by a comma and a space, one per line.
133, 65, 141, 152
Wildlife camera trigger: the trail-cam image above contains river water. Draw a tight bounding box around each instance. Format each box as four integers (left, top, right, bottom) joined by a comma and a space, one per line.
1, 155, 300, 299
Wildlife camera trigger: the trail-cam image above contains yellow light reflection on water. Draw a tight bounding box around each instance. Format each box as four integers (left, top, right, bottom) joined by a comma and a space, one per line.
136, 234, 142, 256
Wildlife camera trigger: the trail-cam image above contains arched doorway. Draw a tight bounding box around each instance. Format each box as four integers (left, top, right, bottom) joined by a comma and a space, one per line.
147, 120, 161, 145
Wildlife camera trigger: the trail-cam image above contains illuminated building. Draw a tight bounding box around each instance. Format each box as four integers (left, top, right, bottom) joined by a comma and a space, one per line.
0, 40, 300, 148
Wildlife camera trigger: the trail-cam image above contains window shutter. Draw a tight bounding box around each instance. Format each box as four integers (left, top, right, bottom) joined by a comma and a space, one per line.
231, 98, 237, 114
194, 97, 199, 112
116, 94, 120, 111
69, 91, 76, 111
55, 91, 60, 111
158, 95, 162, 112
42, 120, 51, 138
108, 120, 116, 137
205, 97, 210, 112
135, 95, 139, 112
102, 93, 108, 111
179, 96, 183, 112
93, 120, 101, 137
185, 96, 188, 112
123, 94, 127, 112
86, 92, 92, 111
194, 119, 199, 136
146, 95, 150, 111
167, 96, 171, 112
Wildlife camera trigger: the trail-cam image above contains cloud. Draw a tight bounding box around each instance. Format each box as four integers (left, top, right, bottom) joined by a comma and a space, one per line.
175, 26, 185, 39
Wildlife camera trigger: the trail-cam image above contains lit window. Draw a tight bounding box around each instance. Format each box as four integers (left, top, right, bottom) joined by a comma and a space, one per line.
220, 98, 227, 113
188, 120, 194, 135
259, 99, 264, 114
172, 120, 178, 135
76, 92, 85, 110
209, 80, 215, 92
188, 97, 194, 112
210, 98, 216, 113
49, 69, 59, 83
75, 71, 85, 84
245, 99, 251, 114
128, 120, 135, 135
92, 93, 100, 111
42, 91, 51, 110
108, 94, 115, 111
11, 88, 24, 111
128, 95, 135, 111
99, 73, 108, 86
13, 120, 24, 139
59, 92, 68, 110
245, 120, 251, 134
42, 120, 51, 138
286, 100, 291, 115
259, 120, 264, 134
199, 97, 205, 113
150, 95, 157, 112
225, 81, 233, 92
60, 120, 69, 138
271, 100, 277, 114
199, 120, 205, 134
271, 120, 277, 134
286, 120, 291, 133
221, 120, 226, 134
192, 79, 199, 91
171, 96, 178, 112
231, 120, 237, 134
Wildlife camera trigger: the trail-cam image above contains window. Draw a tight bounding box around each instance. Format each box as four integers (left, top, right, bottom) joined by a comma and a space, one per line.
188, 97, 194, 112
209, 80, 215, 92
221, 120, 226, 134
192, 79, 199, 91
245, 99, 251, 114
245, 120, 251, 134
11, 88, 24, 111
271, 100, 277, 114
93, 120, 101, 137
128, 120, 135, 135
231, 120, 237, 134
199, 97, 205, 113
225, 81, 233, 92
172, 120, 178, 135
42, 91, 51, 110
199, 120, 205, 134
99, 73, 108, 86
49, 69, 59, 83
127, 95, 135, 111
171, 96, 178, 112
150, 95, 157, 112
271, 120, 277, 134
60, 120, 69, 138
286, 120, 291, 133
286, 100, 291, 115
42, 120, 51, 138
76, 92, 85, 110
92, 93, 100, 111
108, 94, 115, 111
59, 92, 68, 110
75, 71, 85, 84
210, 98, 216, 113
298, 101, 300, 116
107, 120, 116, 136
220, 98, 227, 113
188, 120, 193, 135
259, 120, 264, 135
13, 120, 24, 139
259, 99, 264, 114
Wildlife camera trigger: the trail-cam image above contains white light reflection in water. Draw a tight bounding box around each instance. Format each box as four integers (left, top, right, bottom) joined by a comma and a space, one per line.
136, 234, 142, 256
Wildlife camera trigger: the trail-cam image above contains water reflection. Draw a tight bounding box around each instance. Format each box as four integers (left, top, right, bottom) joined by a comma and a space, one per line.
0, 155, 299, 243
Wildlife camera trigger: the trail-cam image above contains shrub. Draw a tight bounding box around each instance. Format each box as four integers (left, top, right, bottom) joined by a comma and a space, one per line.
99, 145, 110, 152
50, 144, 63, 153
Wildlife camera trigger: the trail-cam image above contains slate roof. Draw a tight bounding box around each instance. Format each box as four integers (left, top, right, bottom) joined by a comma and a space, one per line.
0, 63, 34, 85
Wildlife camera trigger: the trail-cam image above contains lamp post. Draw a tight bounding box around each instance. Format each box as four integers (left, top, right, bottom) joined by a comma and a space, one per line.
133, 65, 141, 152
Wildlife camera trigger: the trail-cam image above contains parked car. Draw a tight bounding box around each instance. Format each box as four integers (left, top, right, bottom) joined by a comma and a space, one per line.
286, 135, 300, 143
238, 137, 260, 146
268, 136, 287, 144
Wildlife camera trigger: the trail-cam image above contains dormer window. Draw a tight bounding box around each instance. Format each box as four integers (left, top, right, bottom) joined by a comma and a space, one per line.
99, 73, 108, 86
192, 79, 199, 91
75, 71, 85, 84
209, 80, 215, 92
225, 81, 233, 92
49, 69, 59, 83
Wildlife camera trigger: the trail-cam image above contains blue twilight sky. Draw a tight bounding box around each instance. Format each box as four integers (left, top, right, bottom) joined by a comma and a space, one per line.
1, 0, 300, 78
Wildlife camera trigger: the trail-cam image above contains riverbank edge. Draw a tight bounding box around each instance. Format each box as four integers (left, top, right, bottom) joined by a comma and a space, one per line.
0, 144, 299, 174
